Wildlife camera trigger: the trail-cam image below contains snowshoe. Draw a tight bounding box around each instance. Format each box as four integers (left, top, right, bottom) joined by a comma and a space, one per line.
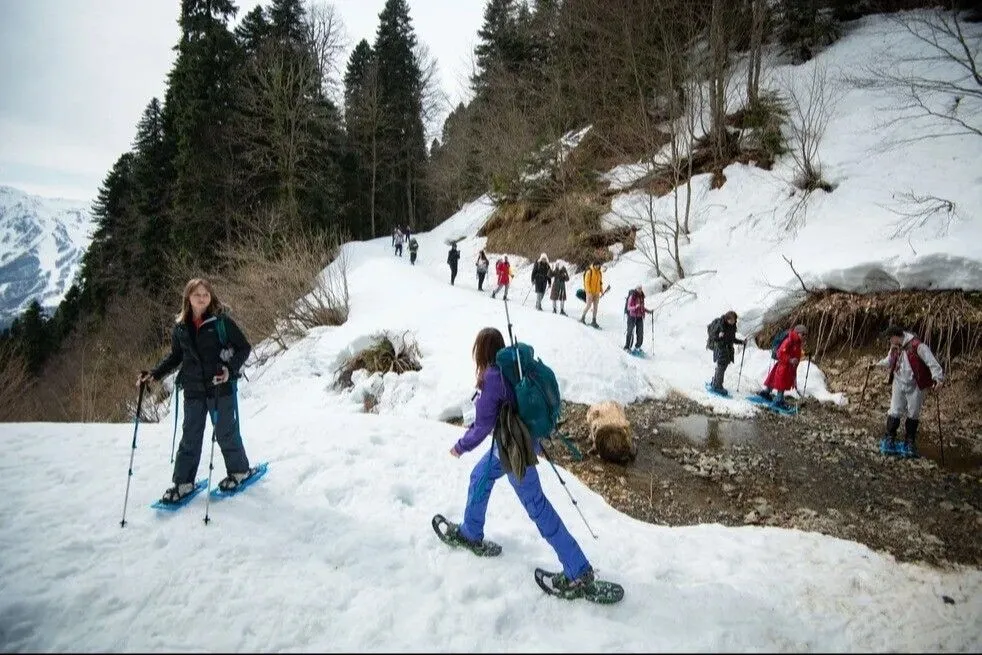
879, 437, 899, 456
151, 479, 208, 511
705, 382, 730, 398
210, 462, 269, 498
432, 514, 502, 557
534, 567, 624, 604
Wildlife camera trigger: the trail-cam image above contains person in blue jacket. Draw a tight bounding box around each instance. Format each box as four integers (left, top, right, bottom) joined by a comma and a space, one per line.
447, 326, 595, 591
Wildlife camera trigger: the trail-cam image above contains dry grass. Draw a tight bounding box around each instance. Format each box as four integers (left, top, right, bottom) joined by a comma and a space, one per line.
760, 289, 982, 425
479, 192, 621, 270
335, 332, 422, 390
23, 291, 173, 422
203, 221, 350, 361
0, 344, 36, 421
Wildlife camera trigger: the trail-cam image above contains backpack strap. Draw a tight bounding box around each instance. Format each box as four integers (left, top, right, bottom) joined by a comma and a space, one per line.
215, 315, 228, 347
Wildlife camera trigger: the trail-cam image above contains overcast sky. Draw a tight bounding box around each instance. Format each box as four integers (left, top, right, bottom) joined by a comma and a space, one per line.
0, 0, 484, 202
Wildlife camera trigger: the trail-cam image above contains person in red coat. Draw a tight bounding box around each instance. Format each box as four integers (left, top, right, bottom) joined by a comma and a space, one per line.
756, 324, 807, 409
490, 256, 512, 300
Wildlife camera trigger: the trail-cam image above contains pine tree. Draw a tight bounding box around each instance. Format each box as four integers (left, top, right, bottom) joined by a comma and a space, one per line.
268, 0, 308, 46
8, 301, 50, 375
79, 153, 138, 314
472, 0, 520, 94
373, 0, 429, 232
235, 5, 272, 53
344, 40, 383, 238
131, 98, 173, 293
166, 0, 241, 263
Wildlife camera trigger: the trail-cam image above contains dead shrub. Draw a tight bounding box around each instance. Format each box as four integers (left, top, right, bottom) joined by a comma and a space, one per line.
0, 344, 36, 421
28, 291, 173, 422
199, 214, 350, 360
335, 332, 422, 390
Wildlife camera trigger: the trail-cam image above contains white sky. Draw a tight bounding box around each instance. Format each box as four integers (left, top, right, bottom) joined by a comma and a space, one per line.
0, 0, 484, 202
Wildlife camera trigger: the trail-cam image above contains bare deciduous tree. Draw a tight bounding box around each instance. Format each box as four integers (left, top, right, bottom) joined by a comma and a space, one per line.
849, 6, 982, 143
780, 61, 840, 197
305, 0, 347, 102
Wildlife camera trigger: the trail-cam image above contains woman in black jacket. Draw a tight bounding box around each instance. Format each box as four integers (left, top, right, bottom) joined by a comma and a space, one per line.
137, 278, 258, 504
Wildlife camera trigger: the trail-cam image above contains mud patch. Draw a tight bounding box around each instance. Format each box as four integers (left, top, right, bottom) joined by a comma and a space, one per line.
551, 395, 982, 568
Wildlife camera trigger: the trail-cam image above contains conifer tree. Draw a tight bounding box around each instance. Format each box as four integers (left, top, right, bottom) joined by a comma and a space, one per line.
372, 0, 428, 232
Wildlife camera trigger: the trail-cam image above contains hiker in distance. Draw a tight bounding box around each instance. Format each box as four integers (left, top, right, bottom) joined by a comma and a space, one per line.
408, 236, 419, 265
136, 278, 259, 504
446, 327, 597, 592
447, 242, 461, 285
870, 325, 944, 458
580, 261, 603, 327
756, 324, 807, 410
707, 310, 746, 394
475, 250, 489, 291
491, 256, 513, 300
549, 260, 569, 315
624, 285, 654, 353
531, 253, 552, 311
393, 229, 404, 257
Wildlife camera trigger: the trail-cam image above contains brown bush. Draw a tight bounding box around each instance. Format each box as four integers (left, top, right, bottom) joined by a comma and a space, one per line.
0, 344, 36, 421
335, 332, 422, 390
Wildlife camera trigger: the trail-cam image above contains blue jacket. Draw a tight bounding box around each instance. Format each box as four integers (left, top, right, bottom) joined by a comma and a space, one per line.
454, 366, 516, 454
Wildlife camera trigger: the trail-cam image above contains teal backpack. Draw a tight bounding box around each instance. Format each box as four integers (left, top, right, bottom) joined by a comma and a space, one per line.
495, 342, 561, 441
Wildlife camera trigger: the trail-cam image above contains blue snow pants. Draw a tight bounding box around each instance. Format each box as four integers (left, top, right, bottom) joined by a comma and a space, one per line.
460, 445, 591, 580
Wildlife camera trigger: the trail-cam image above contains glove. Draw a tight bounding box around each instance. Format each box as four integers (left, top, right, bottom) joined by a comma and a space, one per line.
790, 358, 799, 366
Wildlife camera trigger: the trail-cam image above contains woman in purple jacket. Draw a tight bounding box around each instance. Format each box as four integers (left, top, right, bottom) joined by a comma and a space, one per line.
446, 327, 595, 590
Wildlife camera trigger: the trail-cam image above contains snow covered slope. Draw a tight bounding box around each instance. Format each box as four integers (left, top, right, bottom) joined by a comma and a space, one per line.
0, 185, 93, 327
1, 12, 980, 653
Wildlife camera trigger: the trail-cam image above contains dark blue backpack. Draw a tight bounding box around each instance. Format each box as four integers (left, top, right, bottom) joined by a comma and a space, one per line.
771, 329, 789, 360
495, 342, 561, 441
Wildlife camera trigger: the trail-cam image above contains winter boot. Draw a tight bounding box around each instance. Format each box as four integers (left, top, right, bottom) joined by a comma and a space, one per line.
550, 566, 596, 598
756, 389, 773, 402
902, 418, 920, 459
160, 482, 196, 504
880, 416, 902, 455
218, 467, 258, 492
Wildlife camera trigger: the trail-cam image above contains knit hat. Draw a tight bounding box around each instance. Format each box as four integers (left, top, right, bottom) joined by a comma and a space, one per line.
793, 324, 808, 334
539, 253, 548, 262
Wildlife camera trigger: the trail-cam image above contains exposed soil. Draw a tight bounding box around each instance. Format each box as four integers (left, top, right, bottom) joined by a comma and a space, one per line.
550, 392, 982, 569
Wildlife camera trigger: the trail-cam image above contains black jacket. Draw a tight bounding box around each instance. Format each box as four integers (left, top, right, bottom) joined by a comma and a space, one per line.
710, 316, 745, 365
531, 261, 552, 293
447, 248, 460, 267
151, 312, 251, 398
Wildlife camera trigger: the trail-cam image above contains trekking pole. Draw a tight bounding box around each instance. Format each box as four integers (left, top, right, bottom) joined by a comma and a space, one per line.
539, 445, 597, 539
860, 363, 873, 405
935, 389, 945, 467
736, 343, 746, 392
202, 387, 221, 526
120, 381, 147, 528
170, 385, 180, 463
522, 286, 533, 307
801, 357, 812, 398
649, 311, 655, 357
503, 297, 516, 346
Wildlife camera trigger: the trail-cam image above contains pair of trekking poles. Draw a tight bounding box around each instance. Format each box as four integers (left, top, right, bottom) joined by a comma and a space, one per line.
119, 378, 224, 528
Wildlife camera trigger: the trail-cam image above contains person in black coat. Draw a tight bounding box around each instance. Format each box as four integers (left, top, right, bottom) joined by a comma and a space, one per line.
708, 310, 746, 394
447, 243, 461, 285
530, 253, 552, 311
137, 278, 258, 504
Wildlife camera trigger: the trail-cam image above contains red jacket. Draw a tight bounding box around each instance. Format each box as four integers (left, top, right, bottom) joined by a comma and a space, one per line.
763, 330, 802, 392
495, 260, 511, 286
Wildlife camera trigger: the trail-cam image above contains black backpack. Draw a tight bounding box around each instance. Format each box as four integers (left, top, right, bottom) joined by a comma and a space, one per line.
706, 317, 723, 350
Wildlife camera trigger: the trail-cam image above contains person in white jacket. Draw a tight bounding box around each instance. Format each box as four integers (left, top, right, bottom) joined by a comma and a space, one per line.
870, 326, 943, 458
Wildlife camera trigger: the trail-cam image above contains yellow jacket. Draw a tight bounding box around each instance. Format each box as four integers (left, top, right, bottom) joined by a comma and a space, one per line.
584, 266, 603, 295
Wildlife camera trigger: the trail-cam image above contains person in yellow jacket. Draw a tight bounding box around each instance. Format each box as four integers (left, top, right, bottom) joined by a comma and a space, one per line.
580, 261, 603, 328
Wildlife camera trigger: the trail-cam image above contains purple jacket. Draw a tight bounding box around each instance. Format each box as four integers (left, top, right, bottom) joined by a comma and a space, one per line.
455, 366, 516, 454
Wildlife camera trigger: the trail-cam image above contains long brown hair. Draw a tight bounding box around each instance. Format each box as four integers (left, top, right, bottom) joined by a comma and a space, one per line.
175, 278, 225, 324
472, 327, 506, 388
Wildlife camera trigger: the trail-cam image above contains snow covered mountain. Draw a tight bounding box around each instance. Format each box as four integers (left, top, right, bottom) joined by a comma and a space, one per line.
0, 185, 93, 327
